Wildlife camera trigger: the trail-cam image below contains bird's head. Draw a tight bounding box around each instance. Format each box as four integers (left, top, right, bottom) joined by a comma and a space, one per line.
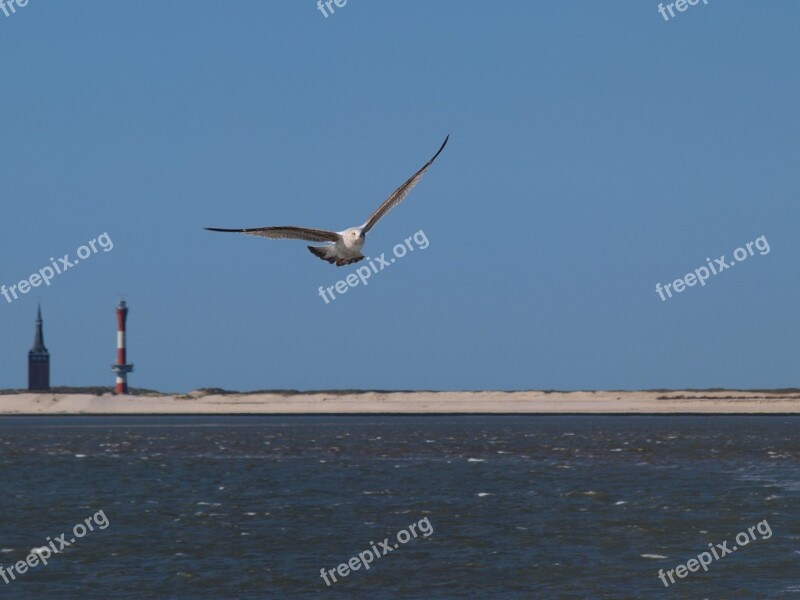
348, 228, 365, 241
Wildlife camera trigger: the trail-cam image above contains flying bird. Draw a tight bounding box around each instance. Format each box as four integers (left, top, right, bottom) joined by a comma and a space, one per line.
205, 135, 449, 266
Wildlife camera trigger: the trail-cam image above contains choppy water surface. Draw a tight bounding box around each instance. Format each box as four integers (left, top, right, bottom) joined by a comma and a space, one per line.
0, 416, 798, 598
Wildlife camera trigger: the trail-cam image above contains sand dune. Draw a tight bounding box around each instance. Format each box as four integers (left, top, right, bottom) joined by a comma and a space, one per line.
0, 390, 799, 414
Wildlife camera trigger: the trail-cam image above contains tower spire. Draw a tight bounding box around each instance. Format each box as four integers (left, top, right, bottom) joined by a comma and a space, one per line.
31, 303, 47, 354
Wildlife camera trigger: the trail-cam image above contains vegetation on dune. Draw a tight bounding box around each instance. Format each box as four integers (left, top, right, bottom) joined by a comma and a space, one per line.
0, 387, 167, 396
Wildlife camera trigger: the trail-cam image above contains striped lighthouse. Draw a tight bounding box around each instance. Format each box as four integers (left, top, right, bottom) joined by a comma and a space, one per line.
111, 299, 134, 394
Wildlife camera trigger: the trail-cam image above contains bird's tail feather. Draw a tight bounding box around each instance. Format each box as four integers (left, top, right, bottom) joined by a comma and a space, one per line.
307, 246, 365, 267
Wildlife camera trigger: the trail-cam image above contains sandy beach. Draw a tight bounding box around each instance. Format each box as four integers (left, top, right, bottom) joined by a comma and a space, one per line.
1, 389, 799, 415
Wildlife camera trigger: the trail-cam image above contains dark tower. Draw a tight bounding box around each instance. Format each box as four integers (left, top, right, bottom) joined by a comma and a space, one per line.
28, 304, 50, 391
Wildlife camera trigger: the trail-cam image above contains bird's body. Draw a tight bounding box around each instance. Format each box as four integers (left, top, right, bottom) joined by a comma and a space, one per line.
206, 136, 448, 266
308, 228, 366, 266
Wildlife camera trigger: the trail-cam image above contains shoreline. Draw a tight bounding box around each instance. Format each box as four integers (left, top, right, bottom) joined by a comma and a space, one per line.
1, 390, 799, 415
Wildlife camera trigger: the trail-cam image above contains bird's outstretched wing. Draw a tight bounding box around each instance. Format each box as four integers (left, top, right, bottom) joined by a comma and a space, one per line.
361, 135, 449, 234
205, 226, 340, 243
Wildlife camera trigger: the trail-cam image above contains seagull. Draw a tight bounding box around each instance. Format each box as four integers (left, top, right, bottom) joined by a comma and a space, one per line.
205, 135, 449, 266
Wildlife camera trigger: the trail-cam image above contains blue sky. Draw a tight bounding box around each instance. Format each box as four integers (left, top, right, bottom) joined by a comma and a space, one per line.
1, 1, 797, 392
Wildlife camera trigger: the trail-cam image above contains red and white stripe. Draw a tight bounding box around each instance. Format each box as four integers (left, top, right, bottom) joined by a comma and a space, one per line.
113, 301, 133, 394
